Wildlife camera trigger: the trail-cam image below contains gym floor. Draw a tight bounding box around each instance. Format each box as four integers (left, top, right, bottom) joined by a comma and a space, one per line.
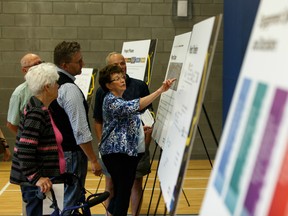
0, 160, 212, 215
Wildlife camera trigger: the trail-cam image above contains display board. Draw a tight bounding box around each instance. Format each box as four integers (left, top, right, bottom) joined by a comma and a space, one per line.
200, 1, 288, 215
75, 68, 97, 106
75, 68, 94, 99
152, 32, 191, 147
156, 15, 222, 214
122, 39, 157, 83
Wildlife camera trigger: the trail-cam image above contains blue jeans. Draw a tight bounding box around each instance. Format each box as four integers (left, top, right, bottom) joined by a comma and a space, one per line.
63, 150, 88, 215
21, 185, 44, 216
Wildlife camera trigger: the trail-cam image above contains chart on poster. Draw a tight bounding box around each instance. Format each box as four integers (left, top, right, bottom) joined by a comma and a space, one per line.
121, 39, 157, 82
75, 68, 94, 100
200, 1, 288, 215
152, 32, 191, 147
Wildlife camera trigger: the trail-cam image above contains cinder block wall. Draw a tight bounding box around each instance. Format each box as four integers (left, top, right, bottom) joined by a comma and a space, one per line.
0, 0, 223, 159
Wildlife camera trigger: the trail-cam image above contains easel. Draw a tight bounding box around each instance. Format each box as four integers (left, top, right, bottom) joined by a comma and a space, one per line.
142, 102, 219, 215
197, 104, 219, 168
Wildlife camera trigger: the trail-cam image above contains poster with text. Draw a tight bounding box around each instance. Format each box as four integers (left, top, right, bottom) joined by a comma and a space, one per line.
200, 1, 288, 216
122, 39, 157, 82
158, 15, 222, 214
152, 32, 191, 147
75, 68, 94, 100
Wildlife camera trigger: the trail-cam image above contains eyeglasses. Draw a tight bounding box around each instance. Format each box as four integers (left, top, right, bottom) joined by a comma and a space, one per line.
23, 60, 45, 68
110, 75, 126, 83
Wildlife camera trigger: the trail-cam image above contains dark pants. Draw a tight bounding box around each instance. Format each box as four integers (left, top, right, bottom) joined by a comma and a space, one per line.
102, 153, 142, 216
21, 185, 44, 216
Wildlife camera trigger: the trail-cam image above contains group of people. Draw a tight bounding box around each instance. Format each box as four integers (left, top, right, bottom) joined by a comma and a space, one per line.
4, 41, 175, 216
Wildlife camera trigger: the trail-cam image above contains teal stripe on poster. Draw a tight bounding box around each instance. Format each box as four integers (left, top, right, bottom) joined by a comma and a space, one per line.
225, 83, 267, 214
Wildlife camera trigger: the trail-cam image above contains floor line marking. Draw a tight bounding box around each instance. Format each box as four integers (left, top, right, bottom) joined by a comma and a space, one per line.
0, 181, 10, 196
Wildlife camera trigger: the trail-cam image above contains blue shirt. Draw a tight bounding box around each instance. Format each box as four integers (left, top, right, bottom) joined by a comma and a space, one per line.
57, 68, 92, 145
99, 92, 141, 157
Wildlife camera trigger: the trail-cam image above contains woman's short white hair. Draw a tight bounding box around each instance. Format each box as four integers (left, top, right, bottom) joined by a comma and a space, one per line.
25, 62, 59, 95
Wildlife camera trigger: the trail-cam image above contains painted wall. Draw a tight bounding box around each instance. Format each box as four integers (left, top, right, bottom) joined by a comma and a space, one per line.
223, 0, 260, 124
0, 0, 223, 159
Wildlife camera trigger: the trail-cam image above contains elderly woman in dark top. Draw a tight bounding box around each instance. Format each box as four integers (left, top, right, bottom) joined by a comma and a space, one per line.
10, 63, 65, 216
98, 64, 175, 216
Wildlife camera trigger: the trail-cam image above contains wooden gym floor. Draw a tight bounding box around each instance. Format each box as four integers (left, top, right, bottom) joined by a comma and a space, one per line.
0, 160, 212, 215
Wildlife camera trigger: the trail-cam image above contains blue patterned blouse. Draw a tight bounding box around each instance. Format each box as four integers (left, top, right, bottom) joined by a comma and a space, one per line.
99, 92, 141, 157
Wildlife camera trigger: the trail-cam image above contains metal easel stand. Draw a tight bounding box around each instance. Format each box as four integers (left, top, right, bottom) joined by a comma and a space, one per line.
197, 104, 219, 168
144, 103, 219, 215
146, 142, 161, 216
135, 140, 159, 215
202, 104, 219, 148
145, 145, 190, 216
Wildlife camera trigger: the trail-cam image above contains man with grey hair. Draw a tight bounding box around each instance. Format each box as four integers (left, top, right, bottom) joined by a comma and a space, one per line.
7, 53, 43, 134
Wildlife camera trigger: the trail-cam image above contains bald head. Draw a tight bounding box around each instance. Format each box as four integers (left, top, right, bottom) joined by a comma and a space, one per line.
105, 52, 127, 74
20, 53, 42, 74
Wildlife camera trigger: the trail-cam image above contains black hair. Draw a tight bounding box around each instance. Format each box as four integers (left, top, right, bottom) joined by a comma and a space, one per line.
98, 65, 123, 92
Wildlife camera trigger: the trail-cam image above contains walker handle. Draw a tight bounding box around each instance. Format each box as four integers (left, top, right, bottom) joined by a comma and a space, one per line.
87, 191, 110, 207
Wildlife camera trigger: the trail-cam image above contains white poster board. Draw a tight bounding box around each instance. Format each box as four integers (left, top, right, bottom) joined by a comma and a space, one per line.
122, 40, 151, 81
158, 15, 221, 213
152, 32, 191, 147
74, 68, 94, 100
200, 1, 288, 215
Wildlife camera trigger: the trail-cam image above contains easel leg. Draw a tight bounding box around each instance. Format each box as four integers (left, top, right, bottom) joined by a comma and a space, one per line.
95, 174, 103, 193
197, 125, 213, 168
147, 147, 162, 216
202, 104, 219, 147
153, 189, 162, 216
137, 142, 158, 215
182, 188, 191, 207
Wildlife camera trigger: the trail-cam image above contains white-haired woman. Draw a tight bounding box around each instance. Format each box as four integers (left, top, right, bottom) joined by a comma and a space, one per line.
10, 63, 65, 216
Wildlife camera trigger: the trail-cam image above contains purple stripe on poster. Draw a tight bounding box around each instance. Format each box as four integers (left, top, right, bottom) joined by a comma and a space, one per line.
243, 89, 288, 216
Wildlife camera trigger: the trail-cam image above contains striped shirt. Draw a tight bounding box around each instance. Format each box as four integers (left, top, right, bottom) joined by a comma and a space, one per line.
10, 96, 63, 185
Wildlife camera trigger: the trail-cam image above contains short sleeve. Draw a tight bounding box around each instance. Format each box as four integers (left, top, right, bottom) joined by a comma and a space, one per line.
7, 94, 21, 125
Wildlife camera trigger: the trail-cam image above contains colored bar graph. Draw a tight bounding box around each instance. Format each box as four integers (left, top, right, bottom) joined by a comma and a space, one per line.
225, 83, 267, 214
242, 89, 288, 216
214, 78, 251, 194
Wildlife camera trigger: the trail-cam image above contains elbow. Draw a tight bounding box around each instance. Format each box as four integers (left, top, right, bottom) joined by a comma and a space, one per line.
6, 122, 18, 134
139, 104, 144, 111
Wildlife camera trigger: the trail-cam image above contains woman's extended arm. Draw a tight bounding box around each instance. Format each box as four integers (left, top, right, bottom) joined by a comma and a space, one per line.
139, 78, 176, 110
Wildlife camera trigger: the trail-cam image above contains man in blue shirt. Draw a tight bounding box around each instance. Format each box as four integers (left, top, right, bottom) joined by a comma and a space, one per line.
50, 41, 102, 215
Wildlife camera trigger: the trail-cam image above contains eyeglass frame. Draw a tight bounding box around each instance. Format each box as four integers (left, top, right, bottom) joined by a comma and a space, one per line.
109, 74, 126, 83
